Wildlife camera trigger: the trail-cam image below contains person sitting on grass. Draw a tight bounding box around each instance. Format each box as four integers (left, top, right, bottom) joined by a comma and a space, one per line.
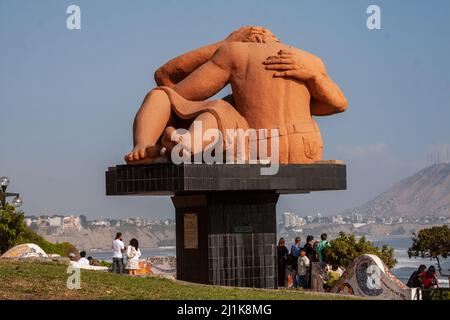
323, 264, 341, 292
77, 251, 90, 266
87, 256, 101, 266
125, 238, 142, 275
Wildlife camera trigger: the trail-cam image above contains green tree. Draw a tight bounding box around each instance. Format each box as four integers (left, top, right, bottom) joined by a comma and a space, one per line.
0, 204, 25, 254
408, 225, 450, 275
323, 232, 397, 269
1, 204, 77, 256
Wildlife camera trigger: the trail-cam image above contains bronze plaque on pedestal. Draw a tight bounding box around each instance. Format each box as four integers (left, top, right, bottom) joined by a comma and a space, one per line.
184, 213, 198, 249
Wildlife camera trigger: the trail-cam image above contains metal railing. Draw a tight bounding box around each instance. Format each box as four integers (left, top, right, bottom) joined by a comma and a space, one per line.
417, 288, 450, 300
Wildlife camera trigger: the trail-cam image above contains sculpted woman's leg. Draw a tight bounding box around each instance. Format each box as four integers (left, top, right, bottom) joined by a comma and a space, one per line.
125, 89, 171, 164
161, 112, 220, 160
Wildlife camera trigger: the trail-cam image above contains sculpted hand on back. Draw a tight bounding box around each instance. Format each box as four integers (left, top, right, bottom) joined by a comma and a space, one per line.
125, 26, 347, 165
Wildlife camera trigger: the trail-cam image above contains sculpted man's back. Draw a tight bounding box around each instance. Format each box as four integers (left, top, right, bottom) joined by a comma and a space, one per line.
225, 41, 316, 129
214, 39, 345, 163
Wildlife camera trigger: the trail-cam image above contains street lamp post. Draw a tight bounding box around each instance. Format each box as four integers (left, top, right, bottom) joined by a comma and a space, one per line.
0, 176, 23, 210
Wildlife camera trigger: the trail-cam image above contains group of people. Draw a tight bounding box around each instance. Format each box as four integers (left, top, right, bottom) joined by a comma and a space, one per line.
277, 233, 334, 289
68, 232, 142, 275
68, 251, 100, 267
407, 264, 441, 300
407, 264, 440, 290
112, 232, 142, 275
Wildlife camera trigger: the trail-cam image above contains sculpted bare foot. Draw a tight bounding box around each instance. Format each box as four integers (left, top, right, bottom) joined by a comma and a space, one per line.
125, 145, 165, 164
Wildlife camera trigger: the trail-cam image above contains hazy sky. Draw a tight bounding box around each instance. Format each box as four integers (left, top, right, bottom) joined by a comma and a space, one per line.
1, 0, 450, 219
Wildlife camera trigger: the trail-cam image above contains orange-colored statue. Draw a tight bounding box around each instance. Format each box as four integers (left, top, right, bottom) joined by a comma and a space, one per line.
125, 26, 347, 165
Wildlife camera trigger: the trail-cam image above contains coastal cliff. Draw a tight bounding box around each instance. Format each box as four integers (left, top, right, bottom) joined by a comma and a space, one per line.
36, 224, 175, 251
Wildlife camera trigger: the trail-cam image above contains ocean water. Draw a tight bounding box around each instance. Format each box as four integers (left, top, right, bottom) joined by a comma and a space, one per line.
89, 246, 176, 262
90, 237, 450, 288
367, 236, 449, 288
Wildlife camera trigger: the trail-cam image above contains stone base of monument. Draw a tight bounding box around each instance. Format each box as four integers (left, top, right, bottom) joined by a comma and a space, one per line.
106, 163, 346, 289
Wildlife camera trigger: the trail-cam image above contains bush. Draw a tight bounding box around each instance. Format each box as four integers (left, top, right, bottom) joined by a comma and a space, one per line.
323, 232, 397, 269
0, 204, 26, 254
98, 260, 112, 268
1, 204, 77, 257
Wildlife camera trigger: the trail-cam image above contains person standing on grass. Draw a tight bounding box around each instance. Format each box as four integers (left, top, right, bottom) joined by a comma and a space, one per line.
297, 249, 310, 289
290, 237, 302, 288
112, 232, 125, 274
87, 256, 101, 266
126, 238, 142, 275
277, 238, 289, 288
303, 235, 315, 288
316, 233, 330, 264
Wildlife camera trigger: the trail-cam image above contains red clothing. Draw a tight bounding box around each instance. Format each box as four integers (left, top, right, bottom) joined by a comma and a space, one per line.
419, 272, 439, 289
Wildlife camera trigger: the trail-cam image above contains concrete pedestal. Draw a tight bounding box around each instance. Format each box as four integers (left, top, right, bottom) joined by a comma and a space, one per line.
106, 163, 346, 288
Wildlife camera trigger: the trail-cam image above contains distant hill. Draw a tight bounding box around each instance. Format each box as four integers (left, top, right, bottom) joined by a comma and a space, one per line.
342, 163, 450, 217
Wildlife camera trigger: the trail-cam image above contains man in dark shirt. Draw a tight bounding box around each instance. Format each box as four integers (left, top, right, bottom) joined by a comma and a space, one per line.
303, 235, 315, 289
407, 264, 427, 288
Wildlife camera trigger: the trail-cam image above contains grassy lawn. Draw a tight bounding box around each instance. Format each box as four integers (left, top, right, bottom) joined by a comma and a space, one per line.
0, 260, 356, 300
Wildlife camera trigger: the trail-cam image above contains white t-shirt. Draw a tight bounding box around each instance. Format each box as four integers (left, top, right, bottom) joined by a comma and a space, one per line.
112, 239, 125, 258
78, 257, 90, 266
297, 255, 310, 276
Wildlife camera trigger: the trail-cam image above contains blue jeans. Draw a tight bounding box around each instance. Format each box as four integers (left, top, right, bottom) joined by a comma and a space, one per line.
112, 257, 124, 274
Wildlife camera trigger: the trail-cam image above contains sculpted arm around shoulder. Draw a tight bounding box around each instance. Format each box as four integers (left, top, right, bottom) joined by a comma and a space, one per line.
173, 43, 236, 101
309, 56, 348, 116
264, 48, 347, 115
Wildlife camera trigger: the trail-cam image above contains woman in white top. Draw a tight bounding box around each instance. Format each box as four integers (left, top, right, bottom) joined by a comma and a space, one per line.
125, 238, 142, 275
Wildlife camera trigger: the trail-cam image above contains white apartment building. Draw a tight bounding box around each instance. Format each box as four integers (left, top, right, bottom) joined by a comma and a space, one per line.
49, 216, 64, 227
63, 215, 81, 231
